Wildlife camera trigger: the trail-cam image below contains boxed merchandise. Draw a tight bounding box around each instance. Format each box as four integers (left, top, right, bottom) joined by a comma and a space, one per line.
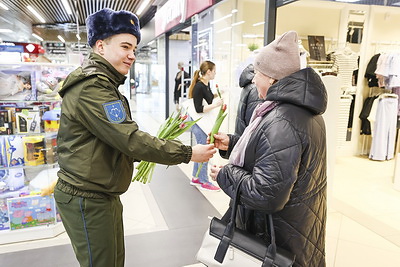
0, 70, 35, 101
38, 105, 50, 133
0, 136, 6, 167
23, 136, 45, 166
34, 66, 73, 101
0, 168, 25, 194
1, 105, 17, 134
15, 108, 41, 134
4, 168, 25, 191
44, 133, 57, 164
7, 195, 56, 230
5, 135, 25, 167
0, 198, 9, 231
0, 109, 13, 135
41, 109, 60, 132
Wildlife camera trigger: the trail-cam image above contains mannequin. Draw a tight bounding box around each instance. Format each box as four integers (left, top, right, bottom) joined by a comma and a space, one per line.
298, 40, 310, 69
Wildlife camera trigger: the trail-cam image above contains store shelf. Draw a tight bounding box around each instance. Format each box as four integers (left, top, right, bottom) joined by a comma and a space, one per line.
0, 222, 64, 245
0, 163, 58, 171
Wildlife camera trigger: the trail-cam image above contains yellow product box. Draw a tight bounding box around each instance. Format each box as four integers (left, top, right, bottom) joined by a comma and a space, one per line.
23, 136, 45, 166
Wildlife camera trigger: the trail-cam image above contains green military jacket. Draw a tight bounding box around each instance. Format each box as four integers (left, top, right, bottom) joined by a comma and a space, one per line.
57, 53, 192, 195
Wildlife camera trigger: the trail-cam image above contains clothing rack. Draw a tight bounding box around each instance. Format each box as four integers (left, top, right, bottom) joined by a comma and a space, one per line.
337, 95, 353, 150
379, 93, 398, 99
308, 61, 334, 74
368, 87, 391, 97
360, 92, 398, 155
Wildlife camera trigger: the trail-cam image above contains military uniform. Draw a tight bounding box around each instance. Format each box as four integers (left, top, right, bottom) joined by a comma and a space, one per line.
55, 53, 192, 267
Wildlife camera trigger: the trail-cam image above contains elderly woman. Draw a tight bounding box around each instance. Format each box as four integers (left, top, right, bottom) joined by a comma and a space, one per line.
211, 31, 327, 267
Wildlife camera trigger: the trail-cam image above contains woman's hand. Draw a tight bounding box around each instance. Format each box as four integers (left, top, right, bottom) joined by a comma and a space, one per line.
209, 132, 229, 150
203, 98, 223, 113
210, 165, 223, 181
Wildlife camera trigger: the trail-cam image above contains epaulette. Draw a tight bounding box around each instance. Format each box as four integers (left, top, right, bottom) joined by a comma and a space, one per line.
97, 75, 110, 82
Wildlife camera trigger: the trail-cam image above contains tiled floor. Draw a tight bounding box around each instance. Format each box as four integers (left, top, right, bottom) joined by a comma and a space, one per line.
1, 92, 400, 266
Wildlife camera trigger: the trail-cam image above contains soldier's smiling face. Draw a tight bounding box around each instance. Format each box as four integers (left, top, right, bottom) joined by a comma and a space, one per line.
96, 33, 137, 75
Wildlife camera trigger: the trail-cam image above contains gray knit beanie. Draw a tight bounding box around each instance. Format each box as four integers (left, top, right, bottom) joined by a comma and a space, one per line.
254, 31, 301, 80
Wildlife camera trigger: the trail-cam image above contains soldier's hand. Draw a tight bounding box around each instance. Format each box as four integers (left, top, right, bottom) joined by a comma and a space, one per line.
191, 144, 216, 163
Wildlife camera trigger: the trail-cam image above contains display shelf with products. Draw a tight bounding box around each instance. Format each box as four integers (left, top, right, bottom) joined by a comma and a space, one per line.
0, 62, 76, 244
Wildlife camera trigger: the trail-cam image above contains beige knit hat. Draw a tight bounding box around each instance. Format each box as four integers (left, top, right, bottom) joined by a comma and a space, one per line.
254, 31, 301, 80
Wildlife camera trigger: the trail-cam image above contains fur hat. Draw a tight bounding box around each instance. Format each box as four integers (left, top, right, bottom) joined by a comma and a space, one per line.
86, 8, 141, 47
254, 31, 300, 80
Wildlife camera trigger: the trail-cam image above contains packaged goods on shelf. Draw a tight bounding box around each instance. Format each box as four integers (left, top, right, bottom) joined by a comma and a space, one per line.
0, 62, 75, 242
0, 70, 34, 101
7, 195, 56, 230
0, 136, 6, 167
5, 168, 25, 191
0, 110, 12, 135
23, 136, 45, 166
0, 198, 9, 231
44, 134, 57, 164
5, 135, 25, 167
15, 108, 40, 134
41, 109, 60, 132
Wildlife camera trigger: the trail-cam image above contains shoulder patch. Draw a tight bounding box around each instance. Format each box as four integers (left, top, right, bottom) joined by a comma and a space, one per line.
102, 100, 126, 123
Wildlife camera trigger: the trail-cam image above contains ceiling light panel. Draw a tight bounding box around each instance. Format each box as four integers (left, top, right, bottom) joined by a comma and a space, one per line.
27, 5, 46, 23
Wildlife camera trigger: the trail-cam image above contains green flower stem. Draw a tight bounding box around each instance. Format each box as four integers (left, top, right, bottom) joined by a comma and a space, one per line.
216, 87, 222, 99
195, 106, 227, 178
133, 109, 199, 184
210, 113, 227, 144
195, 162, 203, 178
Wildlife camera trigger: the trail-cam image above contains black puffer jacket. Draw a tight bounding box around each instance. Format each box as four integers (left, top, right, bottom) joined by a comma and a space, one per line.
235, 64, 263, 135
217, 67, 327, 267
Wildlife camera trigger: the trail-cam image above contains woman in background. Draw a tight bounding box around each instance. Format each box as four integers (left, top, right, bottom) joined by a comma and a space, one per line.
188, 60, 222, 191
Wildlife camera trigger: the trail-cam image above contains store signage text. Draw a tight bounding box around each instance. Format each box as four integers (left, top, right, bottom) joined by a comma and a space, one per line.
155, 0, 186, 36
0, 45, 24, 53
155, 0, 212, 36
45, 42, 66, 55
0, 42, 45, 54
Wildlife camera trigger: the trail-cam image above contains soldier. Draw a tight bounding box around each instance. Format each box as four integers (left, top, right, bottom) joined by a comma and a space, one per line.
54, 8, 216, 267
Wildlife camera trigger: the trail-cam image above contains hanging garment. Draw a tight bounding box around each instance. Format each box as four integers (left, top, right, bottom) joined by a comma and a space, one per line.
364, 53, 380, 87
359, 96, 378, 135
391, 87, 400, 116
332, 50, 359, 89
369, 97, 398, 161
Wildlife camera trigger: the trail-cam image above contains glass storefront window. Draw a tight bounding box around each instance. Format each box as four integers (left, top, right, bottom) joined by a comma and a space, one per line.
196, 0, 266, 133
133, 35, 167, 125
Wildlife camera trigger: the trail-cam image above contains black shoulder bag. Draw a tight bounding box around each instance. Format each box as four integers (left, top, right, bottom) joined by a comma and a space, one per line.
196, 177, 296, 266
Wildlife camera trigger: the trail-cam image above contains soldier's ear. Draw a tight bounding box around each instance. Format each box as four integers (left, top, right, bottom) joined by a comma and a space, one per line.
95, 40, 105, 55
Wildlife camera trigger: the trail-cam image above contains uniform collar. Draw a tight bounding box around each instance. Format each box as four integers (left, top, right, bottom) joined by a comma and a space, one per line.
87, 52, 127, 85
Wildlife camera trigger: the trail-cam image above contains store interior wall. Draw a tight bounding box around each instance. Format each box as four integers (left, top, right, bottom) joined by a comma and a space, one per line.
277, 2, 343, 54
